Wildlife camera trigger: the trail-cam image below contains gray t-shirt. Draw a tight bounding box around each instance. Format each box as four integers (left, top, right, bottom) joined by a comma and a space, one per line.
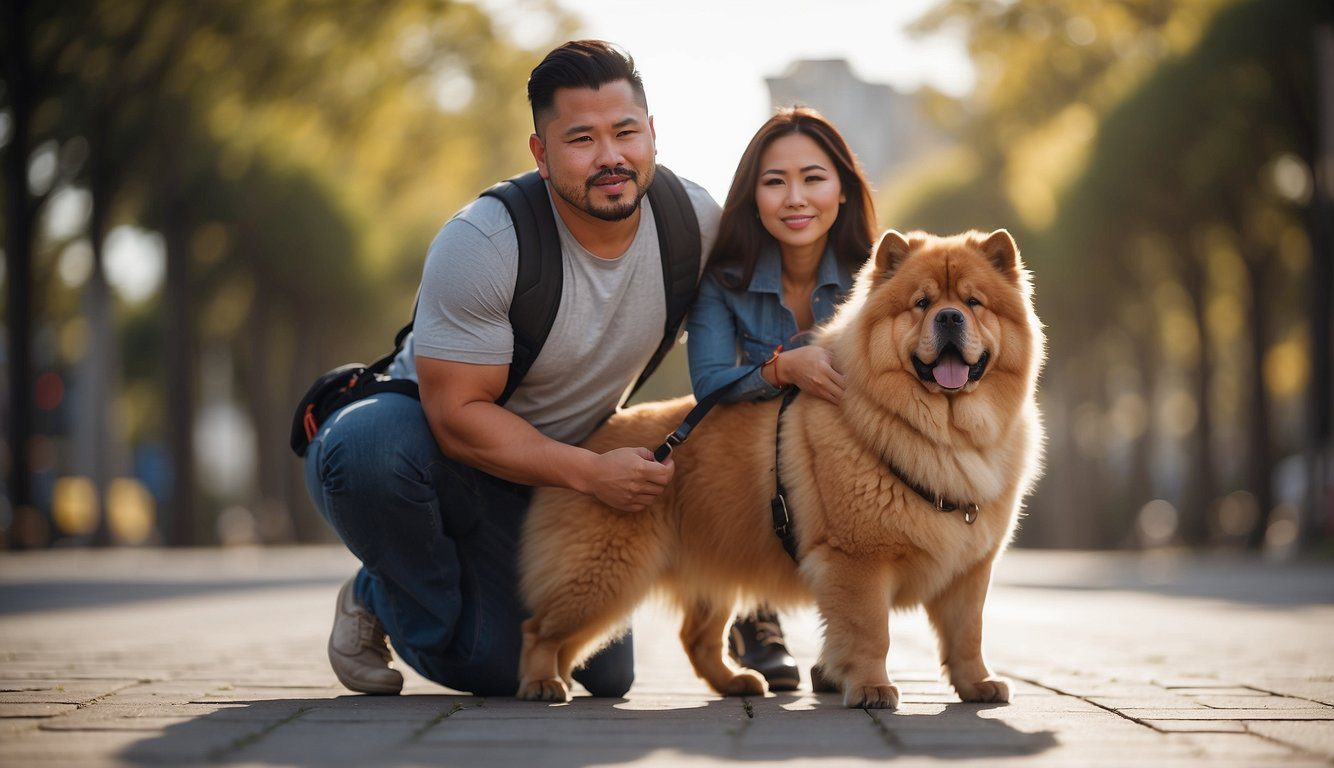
390, 176, 720, 444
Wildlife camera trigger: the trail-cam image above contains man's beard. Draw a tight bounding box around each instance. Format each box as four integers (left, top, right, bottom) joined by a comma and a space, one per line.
552, 166, 653, 222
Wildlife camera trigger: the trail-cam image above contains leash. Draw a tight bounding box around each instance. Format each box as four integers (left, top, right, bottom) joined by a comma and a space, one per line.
652, 360, 768, 462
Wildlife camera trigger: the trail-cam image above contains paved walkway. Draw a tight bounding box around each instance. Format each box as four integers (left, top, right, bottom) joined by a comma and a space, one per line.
0, 546, 1331, 767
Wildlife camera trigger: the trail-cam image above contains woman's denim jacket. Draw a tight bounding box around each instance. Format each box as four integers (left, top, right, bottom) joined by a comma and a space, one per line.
686, 245, 854, 403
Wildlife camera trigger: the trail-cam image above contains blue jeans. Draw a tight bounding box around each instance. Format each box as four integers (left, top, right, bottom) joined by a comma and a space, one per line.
303, 393, 633, 697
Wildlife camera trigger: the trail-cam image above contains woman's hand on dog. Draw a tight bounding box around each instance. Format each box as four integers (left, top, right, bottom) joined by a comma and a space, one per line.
771, 346, 846, 404
584, 447, 675, 512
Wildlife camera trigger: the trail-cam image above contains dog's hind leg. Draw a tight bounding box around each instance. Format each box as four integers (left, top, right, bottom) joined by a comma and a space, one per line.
924, 553, 1010, 704
518, 536, 662, 702
517, 613, 571, 702
679, 599, 765, 696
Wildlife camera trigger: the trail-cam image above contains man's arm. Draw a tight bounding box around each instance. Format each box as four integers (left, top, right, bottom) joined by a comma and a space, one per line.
416, 356, 674, 512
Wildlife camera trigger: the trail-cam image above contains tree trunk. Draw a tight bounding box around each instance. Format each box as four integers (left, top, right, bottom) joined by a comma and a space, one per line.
244, 268, 290, 542
1305, 23, 1334, 548
87, 159, 114, 546
1179, 232, 1215, 545
1243, 251, 1275, 549
1127, 327, 1158, 546
287, 295, 327, 542
2, 0, 36, 548
162, 132, 196, 545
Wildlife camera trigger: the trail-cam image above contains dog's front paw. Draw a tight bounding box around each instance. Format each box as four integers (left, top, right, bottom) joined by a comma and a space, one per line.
517, 677, 570, 703
719, 670, 766, 697
954, 676, 1010, 704
843, 682, 899, 709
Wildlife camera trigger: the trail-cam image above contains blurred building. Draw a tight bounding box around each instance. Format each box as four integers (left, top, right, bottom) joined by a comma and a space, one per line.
765, 59, 938, 186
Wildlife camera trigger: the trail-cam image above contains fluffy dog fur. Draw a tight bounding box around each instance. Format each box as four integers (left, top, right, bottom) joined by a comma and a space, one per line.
517, 229, 1044, 708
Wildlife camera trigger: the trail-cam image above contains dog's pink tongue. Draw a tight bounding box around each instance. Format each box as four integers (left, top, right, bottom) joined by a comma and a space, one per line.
933, 355, 969, 389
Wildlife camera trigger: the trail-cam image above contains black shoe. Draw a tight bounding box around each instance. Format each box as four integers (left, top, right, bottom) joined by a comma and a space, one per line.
809, 663, 838, 693
728, 608, 800, 691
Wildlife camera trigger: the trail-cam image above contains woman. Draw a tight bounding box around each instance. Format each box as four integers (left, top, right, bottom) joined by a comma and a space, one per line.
686, 107, 878, 691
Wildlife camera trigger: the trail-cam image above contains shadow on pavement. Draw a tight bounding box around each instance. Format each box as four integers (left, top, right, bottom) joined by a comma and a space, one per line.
116, 693, 1058, 766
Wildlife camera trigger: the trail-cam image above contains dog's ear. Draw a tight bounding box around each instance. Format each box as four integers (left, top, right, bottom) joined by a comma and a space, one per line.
872, 230, 913, 281
980, 229, 1020, 281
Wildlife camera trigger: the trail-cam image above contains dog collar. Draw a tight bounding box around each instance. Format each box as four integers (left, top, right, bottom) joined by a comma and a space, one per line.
885, 459, 979, 524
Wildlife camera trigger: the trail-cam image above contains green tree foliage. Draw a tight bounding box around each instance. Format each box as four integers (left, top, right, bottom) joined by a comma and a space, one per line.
3, 0, 574, 545
892, 0, 1331, 549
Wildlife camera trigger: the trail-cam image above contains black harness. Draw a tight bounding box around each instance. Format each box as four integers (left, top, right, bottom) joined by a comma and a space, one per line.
770, 387, 802, 562
767, 390, 980, 564
653, 361, 984, 566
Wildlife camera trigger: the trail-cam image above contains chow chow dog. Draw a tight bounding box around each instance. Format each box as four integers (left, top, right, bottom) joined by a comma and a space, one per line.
517, 229, 1044, 708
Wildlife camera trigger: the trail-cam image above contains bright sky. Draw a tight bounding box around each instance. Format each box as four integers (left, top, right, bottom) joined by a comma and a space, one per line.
487, 0, 975, 203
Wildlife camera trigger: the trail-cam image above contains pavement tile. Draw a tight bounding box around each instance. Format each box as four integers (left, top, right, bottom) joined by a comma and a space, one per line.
32, 701, 310, 728
40, 716, 196, 732
1247, 681, 1334, 707
1247, 720, 1334, 759
301, 696, 481, 722
0, 727, 256, 765
1169, 731, 1317, 759
990, 695, 1106, 713
97, 684, 226, 705
1, 547, 1331, 768
0, 690, 112, 705
1117, 707, 1334, 721
1172, 687, 1272, 697
0, 730, 150, 760
1025, 680, 1176, 697
1193, 695, 1327, 710
1155, 677, 1236, 688
0, 678, 130, 690
221, 720, 426, 765
1087, 695, 1206, 709
0, 702, 79, 717
1142, 719, 1250, 733
192, 685, 343, 703
0, 718, 43, 737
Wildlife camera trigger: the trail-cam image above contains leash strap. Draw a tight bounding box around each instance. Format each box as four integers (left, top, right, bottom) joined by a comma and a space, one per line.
652, 361, 768, 462
770, 387, 801, 562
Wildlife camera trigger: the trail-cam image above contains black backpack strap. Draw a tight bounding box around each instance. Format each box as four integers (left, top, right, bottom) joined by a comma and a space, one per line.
630, 164, 701, 397
471, 166, 697, 407
480, 171, 564, 406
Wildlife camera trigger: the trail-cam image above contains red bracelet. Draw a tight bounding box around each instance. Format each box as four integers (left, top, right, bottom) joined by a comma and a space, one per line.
762, 345, 784, 387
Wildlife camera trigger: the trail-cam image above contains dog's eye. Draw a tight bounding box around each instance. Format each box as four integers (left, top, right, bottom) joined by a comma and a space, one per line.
967, 297, 982, 307
915, 297, 930, 310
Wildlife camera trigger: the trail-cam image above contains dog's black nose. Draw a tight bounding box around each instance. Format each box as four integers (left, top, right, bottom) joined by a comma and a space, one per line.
936, 308, 965, 328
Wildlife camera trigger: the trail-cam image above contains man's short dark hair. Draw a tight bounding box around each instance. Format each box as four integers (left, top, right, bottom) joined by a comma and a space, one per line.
527, 40, 647, 134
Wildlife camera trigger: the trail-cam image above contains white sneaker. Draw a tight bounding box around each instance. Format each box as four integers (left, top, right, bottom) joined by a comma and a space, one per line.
328, 577, 403, 694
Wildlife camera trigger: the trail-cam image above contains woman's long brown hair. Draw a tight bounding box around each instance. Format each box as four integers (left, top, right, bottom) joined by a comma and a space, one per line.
708, 107, 878, 290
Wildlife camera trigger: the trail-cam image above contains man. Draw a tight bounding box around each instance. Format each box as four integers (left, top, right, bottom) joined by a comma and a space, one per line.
304, 40, 718, 698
